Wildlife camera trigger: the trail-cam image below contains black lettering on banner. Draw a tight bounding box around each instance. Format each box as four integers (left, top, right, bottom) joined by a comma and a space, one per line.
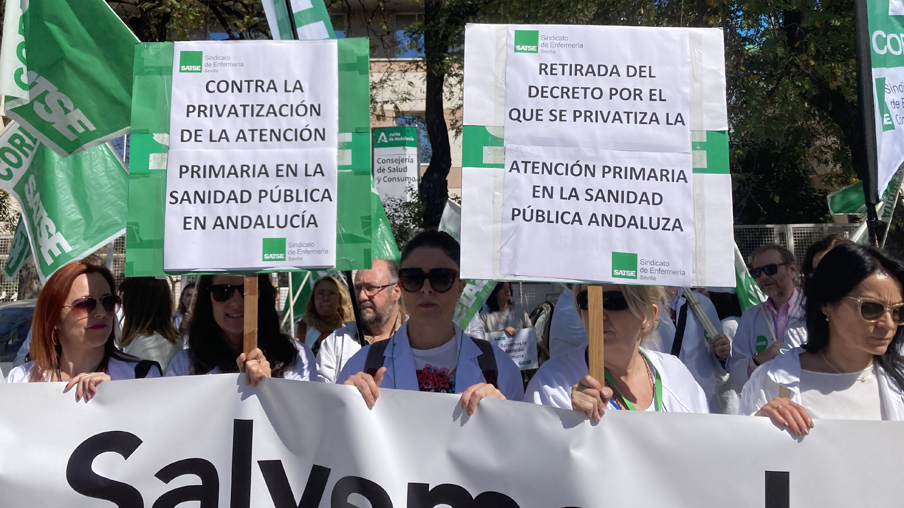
152, 459, 219, 508
765, 471, 789, 508
408, 483, 520, 508
331, 475, 393, 508
231, 419, 254, 508
66, 431, 144, 507
258, 462, 332, 508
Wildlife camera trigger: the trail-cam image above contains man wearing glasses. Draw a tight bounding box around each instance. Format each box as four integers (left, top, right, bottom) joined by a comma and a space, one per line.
316, 259, 405, 383
729, 244, 808, 392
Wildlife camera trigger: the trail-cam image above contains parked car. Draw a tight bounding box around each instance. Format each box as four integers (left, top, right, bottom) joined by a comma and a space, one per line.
0, 299, 36, 378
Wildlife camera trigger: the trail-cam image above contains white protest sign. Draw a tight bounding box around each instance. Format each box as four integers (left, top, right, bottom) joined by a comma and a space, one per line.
2, 375, 904, 507
461, 24, 734, 286
488, 328, 538, 370
164, 40, 338, 271
501, 25, 694, 284
373, 126, 419, 201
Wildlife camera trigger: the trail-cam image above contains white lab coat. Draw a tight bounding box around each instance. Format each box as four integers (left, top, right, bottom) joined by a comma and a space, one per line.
336, 322, 525, 401
316, 322, 362, 383
729, 298, 807, 391
165, 340, 317, 381
6, 356, 162, 382
523, 345, 709, 413
548, 288, 587, 358
652, 290, 726, 413
739, 347, 904, 420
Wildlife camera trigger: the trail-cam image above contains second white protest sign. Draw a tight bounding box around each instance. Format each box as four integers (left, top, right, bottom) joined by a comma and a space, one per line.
164, 41, 338, 271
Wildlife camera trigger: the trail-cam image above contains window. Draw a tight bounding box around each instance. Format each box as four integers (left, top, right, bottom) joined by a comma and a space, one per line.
397, 115, 431, 164
395, 14, 424, 59
330, 13, 347, 39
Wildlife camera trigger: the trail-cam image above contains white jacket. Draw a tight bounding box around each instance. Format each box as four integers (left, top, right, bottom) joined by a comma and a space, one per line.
730, 298, 807, 391
165, 340, 317, 381
548, 288, 588, 358
523, 346, 709, 413
316, 322, 363, 383
739, 347, 904, 420
653, 290, 726, 413
6, 356, 162, 382
336, 322, 525, 401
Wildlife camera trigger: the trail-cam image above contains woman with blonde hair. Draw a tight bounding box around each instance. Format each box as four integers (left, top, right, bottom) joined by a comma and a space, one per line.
524, 284, 708, 418
299, 276, 354, 355
119, 277, 182, 372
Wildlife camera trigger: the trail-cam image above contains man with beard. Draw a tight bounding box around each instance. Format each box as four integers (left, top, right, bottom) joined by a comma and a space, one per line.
316, 259, 405, 383
729, 244, 807, 393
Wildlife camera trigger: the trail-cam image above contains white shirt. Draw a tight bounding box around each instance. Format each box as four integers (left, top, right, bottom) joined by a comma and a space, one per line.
316, 323, 363, 383
730, 299, 807, 391
165, 340, 317, 381
6, 355, 162, 383
479, 305, 532, 334
800, 367, 882, 420
739, 348, 904, 420
523, 345, 709, 413
651, 290, 726, 413
336, 322, 525, 401
122, 332, 182, 372
548, 288, 588, 358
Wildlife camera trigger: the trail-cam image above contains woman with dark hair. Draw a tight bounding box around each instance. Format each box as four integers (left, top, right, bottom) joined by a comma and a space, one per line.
740, 244, 904, 433
5, 262, 161, 400
173, 282, 196, 335
338, 230, 523, 414
801, 233, 851, 289
299, 276, 354, 355
119, 277, 181, 372
165, 274, 316, 384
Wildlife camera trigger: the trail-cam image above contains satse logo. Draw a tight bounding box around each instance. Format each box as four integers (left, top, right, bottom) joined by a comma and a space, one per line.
179, 51, 203, 73
514, 30, 539, 53
262, 238, 286, 261
611, 252, 638, 279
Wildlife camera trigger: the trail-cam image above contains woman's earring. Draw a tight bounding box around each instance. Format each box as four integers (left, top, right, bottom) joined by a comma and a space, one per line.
52, 329, 60, 346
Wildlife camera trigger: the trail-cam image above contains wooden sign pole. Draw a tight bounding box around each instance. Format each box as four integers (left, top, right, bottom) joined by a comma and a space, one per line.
587, 285, 605, 382
243, 274, 259, 355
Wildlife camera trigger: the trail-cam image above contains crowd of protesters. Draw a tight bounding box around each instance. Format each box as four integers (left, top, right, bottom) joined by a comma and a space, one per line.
2, 229, 903, 435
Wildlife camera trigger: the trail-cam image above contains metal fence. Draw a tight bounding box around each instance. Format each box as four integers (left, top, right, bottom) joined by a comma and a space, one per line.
0, 223, 869, 312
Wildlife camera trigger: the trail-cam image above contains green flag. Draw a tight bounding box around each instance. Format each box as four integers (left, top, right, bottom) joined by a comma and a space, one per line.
261, 0, 336, 41
734, 243, 766, 312
438, 200, 495, 328
4, 216, 31, 280
827, 181, 868, 215
371, 183, 400, 262
0, 0, 28, 102
4, 0, 137, 156
0, 122, 128, 283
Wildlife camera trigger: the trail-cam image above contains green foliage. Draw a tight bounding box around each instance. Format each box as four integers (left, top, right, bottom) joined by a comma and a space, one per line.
108, 0, 269, 42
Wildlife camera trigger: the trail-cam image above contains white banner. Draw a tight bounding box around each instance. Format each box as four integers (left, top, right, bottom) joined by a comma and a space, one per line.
164, 41, 338, 271
0, 375, 903, 507
488, 328, 538, 370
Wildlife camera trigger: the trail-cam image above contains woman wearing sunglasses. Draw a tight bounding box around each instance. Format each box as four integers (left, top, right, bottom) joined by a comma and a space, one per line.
5, 262, 161, 400
165, 274, 316, 384
524, 284, 708, 419
740, 244, 904, 432
337, 230, 523, 414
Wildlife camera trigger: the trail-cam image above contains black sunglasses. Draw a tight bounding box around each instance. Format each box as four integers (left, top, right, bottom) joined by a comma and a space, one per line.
398, 268, 458, 293
576, 290, 630, 312
749, 262, 790, 279
209, 284, 244, 303
63, 294, 121, 317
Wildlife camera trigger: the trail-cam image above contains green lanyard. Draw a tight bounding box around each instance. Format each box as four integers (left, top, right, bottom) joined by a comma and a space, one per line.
603, 351, 663, 412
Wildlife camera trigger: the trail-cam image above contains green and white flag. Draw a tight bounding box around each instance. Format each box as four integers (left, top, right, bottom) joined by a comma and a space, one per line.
0, 122, 128, 283
4, 216, 31, 280
4, 0, 138, 157
827, 167, 904, 215
867, 0, 904, 196
0, 0, 28, 102
438, 200, 496, 329
261, 0, 336, 41
734, 244, 766, 312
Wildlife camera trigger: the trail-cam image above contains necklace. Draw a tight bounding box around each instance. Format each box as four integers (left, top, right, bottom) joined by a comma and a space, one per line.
821, 351, 871, 383
53, 356, 106, 382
